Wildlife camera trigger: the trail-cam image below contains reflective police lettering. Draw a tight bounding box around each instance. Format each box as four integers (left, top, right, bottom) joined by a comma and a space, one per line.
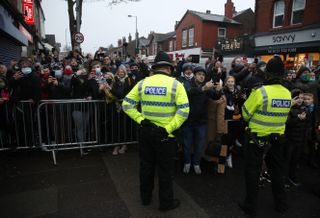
271, 99, 291, 108
145, 86, 167, 96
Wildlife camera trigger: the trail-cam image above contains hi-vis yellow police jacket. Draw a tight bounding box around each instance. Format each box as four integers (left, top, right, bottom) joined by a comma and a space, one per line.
242, 84, 291, 137
122, 73, 190, 137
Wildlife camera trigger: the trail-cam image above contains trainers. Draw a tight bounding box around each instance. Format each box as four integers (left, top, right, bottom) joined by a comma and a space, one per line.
112, 146, 119, 155
159, 199, 180, 212
261, 171, 271, 183
194, 165, 202, 174
226, 155, 233, 168
118, 145, 127, 154
183, 163, 191, 174
235, 139, 242, 147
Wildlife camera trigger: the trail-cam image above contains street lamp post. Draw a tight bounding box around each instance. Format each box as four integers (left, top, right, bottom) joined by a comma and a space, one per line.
128, 15, 138, 55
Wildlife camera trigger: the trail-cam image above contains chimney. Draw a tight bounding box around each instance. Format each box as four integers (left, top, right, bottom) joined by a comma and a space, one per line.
224, 0, 234, 19
206, 10, 211, 14
175, 21, 179, 29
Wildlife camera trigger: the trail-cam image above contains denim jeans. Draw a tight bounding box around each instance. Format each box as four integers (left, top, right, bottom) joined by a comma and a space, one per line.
182, 124, 206, 165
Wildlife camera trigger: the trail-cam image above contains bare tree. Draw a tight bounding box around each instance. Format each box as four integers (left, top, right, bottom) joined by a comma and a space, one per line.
66, 0, 140, 50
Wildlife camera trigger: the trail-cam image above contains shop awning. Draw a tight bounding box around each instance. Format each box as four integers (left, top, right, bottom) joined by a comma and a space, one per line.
254, 41, 320, 55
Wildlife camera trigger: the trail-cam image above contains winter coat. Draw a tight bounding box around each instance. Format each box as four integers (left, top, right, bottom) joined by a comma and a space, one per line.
285, 105, 309, 144
181, 78, 221, 126
9, 72, 41, 103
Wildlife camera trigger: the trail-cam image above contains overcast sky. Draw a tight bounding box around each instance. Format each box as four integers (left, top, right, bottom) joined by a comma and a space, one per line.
42, 0, 255, 54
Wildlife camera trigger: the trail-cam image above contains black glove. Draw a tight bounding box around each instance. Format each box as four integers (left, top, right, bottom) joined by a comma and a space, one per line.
155, 127, 168, 140
140, 119, 154, 128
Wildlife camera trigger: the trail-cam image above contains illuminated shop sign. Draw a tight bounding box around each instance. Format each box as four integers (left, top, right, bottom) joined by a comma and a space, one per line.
23, 0, 34, 25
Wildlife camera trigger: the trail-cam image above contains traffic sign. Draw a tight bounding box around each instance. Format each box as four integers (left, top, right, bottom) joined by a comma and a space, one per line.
74, 32, 84, 44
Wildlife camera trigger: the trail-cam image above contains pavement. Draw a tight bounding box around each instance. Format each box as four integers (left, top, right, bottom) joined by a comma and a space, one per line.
0, 144, 319, 218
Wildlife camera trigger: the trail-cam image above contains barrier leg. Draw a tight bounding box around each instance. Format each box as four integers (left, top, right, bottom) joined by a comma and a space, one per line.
52, 150, 57, 165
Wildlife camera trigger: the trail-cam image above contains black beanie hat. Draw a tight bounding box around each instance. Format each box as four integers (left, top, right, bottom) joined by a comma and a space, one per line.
151, 51, 174, 72
193, 66, 206, 75
266, 56, 285, 78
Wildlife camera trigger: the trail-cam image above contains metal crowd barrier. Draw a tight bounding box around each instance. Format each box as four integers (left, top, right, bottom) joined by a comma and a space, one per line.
0, 99, 138, 164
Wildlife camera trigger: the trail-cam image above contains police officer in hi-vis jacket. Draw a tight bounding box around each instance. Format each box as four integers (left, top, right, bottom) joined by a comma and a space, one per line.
239, 56, 291, 216
122, 51, 189, 212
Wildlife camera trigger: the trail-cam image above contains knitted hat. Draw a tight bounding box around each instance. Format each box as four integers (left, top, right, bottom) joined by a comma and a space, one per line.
193, 66, 206, 75
266, 56, 285, 78
182, 62, 193, 72
151, 51, 174, 72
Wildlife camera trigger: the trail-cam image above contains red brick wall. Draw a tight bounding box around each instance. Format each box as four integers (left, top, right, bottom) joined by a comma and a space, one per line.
176, 12, 203, 50
255, 0, 320, 33
176, 12, 242, 50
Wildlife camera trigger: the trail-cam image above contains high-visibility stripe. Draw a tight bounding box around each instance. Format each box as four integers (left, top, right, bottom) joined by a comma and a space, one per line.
138, 80, 144, 98
142, 111, 176, 117
250, 118, 285, 127
122, 105, 135, 110
124, 97, 137, 105
255, 110, 288, 117
171, 80, 178, 103
177, 103, 189, 109
260, 87, 268, 112
242, 105, 252, 117
141, 101, 176, 107
177, 110, 189, 118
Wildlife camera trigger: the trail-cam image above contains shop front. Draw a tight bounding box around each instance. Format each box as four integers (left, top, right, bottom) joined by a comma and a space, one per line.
254, 25, 320, 70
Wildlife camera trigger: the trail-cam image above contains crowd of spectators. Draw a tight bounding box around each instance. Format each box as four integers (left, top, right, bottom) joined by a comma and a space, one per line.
0, 49, 320, 184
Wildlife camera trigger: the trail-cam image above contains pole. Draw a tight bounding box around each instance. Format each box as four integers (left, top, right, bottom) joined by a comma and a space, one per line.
75, 0, 81, 50
135, 16, 138, 54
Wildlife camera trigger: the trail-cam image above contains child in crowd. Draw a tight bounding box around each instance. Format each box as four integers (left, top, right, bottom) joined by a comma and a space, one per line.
223, 76, 246, 168
302, 93, 319, 168
285, 89, 308, 187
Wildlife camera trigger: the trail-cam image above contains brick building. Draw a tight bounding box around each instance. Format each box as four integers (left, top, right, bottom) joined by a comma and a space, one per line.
173, 0, 254, 64
253, 0, 320, 68
0, 0, 46, 66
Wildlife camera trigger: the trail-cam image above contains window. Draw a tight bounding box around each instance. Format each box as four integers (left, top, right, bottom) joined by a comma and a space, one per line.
273, 1, 285, 28
291, 0, 305, 24
218, 28, 226, 38
182, 29, 187, 48
188, 28, 194, 46
169, 41, 173, 51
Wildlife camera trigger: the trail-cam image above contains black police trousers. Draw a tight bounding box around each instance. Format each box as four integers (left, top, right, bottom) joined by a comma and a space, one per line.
138, 126, 177, 208
243, 140, 287, 212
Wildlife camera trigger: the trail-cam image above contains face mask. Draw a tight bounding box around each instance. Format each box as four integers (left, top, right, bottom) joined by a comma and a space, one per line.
234, 63, 243, 68
21, 67, 32, 75
300, 73, 310, 82
184, 73, 194, 80
95, 67, 101, 75
54, 70, 63, 78
309, 76, 315, 81
64, 68, 73, 76
308, 104, 315, 113
106, 78, 113, 85
0, 82, 5, 89
42, 72, 49, 80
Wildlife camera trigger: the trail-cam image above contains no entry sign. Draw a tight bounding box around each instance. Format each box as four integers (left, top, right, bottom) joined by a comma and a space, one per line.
74, 32, 84, 44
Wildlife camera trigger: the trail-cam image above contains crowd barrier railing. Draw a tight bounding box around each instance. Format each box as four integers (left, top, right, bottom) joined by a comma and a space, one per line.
0, 99, 139, 164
